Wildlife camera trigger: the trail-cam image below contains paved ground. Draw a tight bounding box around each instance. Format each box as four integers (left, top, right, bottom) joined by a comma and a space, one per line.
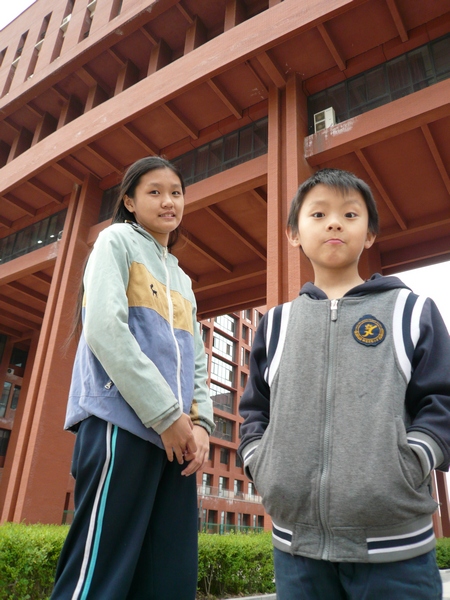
222, 570, 450, 599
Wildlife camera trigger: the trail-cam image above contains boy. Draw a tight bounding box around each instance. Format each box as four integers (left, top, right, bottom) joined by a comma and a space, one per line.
238, 168, 450, 599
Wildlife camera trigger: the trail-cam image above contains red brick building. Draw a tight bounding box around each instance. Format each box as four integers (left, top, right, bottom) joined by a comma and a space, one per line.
0, 0, 449, 534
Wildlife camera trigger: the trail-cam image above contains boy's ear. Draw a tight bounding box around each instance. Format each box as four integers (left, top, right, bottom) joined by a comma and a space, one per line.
364, 231, 376, 250
286, 227, 301, 248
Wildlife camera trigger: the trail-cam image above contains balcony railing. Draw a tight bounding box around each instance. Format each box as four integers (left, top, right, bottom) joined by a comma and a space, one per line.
197, 485, 262, 504
199, 523, 264, 534
0, 210, 66, 265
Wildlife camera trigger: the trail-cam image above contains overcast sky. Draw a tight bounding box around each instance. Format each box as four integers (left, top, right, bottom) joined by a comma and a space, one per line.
1, 0, 449, 330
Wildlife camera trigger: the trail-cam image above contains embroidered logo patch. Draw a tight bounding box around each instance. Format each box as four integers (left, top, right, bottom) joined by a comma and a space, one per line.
352, 315, 386, 346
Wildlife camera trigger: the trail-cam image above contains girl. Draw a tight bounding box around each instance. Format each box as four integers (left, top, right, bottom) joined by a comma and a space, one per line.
52, 156, 214, 600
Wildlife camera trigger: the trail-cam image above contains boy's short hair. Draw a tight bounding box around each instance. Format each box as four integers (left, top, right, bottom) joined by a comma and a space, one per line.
287, 168, 379, 235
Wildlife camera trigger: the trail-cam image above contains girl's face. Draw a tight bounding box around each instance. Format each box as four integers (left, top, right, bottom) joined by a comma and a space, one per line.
124, 167, 184, 246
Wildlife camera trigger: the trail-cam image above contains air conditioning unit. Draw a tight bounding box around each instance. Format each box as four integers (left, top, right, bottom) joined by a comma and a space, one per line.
313, 107, 336, 133
60, 14, 72, 33
7, 368, 15, 375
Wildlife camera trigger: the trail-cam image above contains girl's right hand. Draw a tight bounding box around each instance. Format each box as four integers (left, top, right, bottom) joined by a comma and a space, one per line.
160, 414, 197, 465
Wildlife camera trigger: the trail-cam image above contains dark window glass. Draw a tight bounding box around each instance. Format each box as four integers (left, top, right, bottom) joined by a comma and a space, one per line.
0, 383, 12, 418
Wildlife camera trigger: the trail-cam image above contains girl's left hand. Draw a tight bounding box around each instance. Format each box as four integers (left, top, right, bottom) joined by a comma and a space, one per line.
181, 425, 210, 476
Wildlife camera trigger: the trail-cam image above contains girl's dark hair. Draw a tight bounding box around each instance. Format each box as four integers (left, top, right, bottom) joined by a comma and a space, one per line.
112, 156, 186, 249
287, 168, 379, 235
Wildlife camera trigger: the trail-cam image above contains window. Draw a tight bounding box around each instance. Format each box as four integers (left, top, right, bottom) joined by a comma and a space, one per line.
0, 429, 11, 468
242, 324, 249, 342
245, 309, 252, 322
240, 348, 250, 367
208, 443, 214, 461
218, 476, 228, 496
215, 314, 236, 336
211, 356, 234, 386
201, 473, 212, 495
0, 382, 12, 418
210, 382, 234, 413
220, 448, 229, 465
201, 326, 210, 345
213, 332, 235, 360
240, 372, 248, 388
213, 416, 233, 442
234, 479, 243, 497
248, 482, 254, 496
235, 453, 243, 469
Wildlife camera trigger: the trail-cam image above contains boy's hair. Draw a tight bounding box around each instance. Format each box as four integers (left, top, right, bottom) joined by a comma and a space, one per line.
287, 168, 379, 235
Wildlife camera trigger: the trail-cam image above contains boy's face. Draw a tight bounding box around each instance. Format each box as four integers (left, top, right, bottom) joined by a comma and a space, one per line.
286, 184, 375, 275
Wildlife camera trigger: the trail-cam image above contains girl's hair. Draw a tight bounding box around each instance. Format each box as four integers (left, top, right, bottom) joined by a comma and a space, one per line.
111, 156, 186, 248
287, 168, 379, 235
67, 156, 185, 344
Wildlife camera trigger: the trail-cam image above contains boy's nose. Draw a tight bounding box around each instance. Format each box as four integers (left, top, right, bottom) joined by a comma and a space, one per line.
327, 220, 343, 230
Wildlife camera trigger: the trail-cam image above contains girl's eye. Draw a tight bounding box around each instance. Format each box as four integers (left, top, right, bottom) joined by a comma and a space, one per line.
149, 190, 159, 195
312, 212, 324, 218
345, 212, 357, 218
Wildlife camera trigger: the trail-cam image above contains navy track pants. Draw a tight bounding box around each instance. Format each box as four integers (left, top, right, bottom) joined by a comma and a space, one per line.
51, 416, 198, 600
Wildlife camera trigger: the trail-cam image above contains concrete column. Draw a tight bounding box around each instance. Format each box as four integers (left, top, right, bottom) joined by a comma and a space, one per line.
1, 175, 102, 524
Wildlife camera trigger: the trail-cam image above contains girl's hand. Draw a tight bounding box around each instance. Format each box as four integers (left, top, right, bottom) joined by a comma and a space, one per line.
160, 414, 196, 464
181, 425, 210, 476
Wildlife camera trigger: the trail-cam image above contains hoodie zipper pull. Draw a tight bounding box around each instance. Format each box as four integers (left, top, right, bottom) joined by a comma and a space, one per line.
330, 299, 338, 321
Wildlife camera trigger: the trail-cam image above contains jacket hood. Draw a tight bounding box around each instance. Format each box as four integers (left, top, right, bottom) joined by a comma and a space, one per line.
300, 273, 411, 300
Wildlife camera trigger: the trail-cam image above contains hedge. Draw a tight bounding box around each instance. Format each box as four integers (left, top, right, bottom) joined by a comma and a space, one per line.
0, 523, 449, 599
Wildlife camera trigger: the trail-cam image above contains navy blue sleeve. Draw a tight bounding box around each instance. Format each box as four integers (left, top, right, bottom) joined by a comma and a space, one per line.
238, 313, 270, 458
405, 298, 450, 471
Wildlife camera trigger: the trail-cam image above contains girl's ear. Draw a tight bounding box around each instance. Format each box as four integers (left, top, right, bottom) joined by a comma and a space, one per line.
286, 226, 301, 248
123, 195, 134, 213
364, 231, 376, 250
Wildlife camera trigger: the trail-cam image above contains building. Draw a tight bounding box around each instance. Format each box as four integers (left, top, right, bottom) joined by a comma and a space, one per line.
0, 0, 449, 534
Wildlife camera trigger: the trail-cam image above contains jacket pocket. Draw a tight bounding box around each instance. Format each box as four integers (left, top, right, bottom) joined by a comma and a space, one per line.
396, 417, 425, 489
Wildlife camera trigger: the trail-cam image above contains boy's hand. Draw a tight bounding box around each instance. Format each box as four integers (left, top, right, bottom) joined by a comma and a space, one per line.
160, 414, 196, 464
181, 425, 210, 476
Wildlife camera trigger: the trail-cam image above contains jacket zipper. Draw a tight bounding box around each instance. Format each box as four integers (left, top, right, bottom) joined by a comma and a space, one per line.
162, 247, 183, 410
319, 298, 338, 560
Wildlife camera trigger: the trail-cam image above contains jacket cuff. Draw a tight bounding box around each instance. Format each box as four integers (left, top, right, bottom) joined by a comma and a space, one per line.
407, 430, 444, 478
151, 406, 183, 435
241, 440, 260, 480
192, 418, 214, 436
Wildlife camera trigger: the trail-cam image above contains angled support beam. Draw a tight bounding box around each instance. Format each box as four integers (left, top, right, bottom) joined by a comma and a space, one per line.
421, 125, 450, 198
85, 84, 109, 113
0, 324, 22, 338
85, 142, 123, 173
184, 15, 207, 54
27, 178, 64, 203
205, 205, 266, 260
31, 271, 52, 285
194, 259, 266, 293
385, 0, 408, 43
245, 60, 269, 95
207, 78, 242, 119
1, 308, 38, 330
6, 282, 47, 304
197, 284, 266, 319
76, 65, 111, 96
32, 112, 57, 146
162, 102, 199, 139
255, 51, 286, 89
3, 193, 36, 216
177, 1, 194, 24
224, 0, 247, 31
115, 60, 140, 95
250, 187, 267, 207
0, 215, 13, 228
122, 123, 159, 155
356, 149, 407, 230
180, 232, 233, 272
0, 294, 44, 321
53, 159, 85, 185
147, 39, 172, 75
317, 22, 346, 71
140, 25, 158, 46
57, 95, 83, 130
107, 46, 127, 66
7, 128, 33, 162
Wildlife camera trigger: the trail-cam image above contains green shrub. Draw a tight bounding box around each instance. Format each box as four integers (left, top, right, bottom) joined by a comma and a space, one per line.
436, 537, 450, 569
0, 523, 68, 600
197, 531, 275, 598
1, 524, 448, 599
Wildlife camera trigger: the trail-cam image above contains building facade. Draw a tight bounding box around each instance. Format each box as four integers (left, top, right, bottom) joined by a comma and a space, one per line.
0, 0, 449, 534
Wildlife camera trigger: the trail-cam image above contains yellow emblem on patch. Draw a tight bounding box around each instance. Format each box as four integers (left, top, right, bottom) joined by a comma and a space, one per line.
352, 315, 386, 346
